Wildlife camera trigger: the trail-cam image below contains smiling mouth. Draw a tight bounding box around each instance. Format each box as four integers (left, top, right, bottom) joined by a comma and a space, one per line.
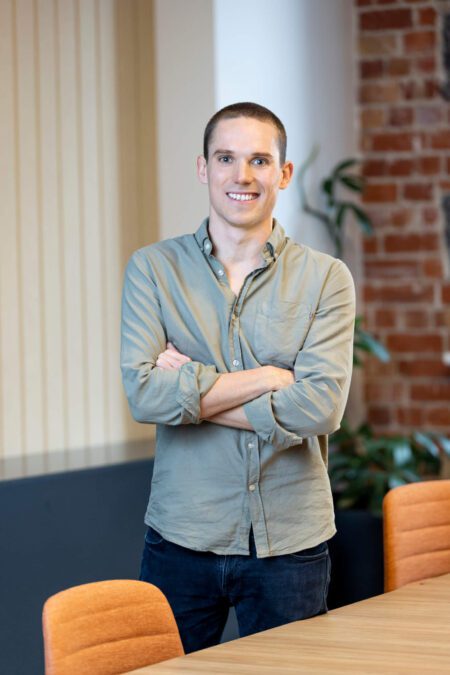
227, 192, 259, 202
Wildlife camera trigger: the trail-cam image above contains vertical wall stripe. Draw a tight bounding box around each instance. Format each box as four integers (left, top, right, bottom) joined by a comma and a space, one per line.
74, 0, 90, 447
95, 0, 110, 443
33, 0, 49, 458
11, 0, 27, 457
53, 0, 69, 455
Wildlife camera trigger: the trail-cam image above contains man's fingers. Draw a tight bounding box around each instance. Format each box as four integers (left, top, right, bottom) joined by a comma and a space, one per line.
156, 348, 191, 370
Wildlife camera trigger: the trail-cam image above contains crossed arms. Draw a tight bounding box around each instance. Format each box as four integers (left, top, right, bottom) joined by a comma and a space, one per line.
121, 250, 355, 450
155, 342, 295, 430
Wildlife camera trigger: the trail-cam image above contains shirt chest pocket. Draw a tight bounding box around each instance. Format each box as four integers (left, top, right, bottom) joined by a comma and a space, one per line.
252, 300, 313, 367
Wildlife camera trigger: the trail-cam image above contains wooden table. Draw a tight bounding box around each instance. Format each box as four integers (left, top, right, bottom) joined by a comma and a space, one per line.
126, 574, 450, 674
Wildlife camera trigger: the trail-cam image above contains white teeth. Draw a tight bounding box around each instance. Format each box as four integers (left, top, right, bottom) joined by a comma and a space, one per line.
228, 193, 257, 201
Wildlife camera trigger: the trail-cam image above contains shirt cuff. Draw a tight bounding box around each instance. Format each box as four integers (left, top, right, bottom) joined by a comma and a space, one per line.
243, 393, 304, 450
176, 362, 219, 424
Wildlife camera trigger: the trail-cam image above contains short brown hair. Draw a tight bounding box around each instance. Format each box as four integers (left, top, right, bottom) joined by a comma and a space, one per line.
203, 102, 287, 165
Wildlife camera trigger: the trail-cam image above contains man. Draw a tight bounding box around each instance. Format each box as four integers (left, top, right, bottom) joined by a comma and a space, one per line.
121, 102, 355, 653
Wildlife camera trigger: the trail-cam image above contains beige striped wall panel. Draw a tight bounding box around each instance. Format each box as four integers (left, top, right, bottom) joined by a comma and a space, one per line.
0, 0, 157, 461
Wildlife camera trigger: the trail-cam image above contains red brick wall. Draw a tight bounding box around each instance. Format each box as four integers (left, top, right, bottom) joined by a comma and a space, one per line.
357, 0, 450, 433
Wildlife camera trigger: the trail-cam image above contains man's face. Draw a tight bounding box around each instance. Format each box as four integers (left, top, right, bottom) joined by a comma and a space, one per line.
197, 117, 293, 231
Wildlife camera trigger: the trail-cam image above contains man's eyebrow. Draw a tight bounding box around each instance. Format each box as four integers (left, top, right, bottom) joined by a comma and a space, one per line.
212, 149, 275, 159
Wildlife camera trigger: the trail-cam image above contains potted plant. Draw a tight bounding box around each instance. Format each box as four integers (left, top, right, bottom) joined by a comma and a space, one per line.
299, 152, 450, 607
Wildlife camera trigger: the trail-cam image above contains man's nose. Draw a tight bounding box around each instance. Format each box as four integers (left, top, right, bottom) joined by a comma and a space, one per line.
234, 160, 252, 184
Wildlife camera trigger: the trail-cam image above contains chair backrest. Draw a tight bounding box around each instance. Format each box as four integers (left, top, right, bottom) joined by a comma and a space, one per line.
43, 579, 184, 675
383, 480, 450, 592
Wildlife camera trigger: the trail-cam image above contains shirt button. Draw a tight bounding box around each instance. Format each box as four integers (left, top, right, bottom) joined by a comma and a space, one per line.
217, 269, 224, 276
232, 359, 240, 367
204, 242, 211, 252
247, 442, 254, 449
249, 484, 256, 492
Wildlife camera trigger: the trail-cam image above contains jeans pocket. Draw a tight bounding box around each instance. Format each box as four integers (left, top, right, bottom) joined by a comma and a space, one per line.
145, 526, 164, 546
289, 541, 328, 562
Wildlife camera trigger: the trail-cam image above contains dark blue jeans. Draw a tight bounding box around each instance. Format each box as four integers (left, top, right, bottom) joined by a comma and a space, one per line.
139, 527, 331, 653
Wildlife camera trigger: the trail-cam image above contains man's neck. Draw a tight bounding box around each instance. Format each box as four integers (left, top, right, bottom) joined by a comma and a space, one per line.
208, 216, 273, 268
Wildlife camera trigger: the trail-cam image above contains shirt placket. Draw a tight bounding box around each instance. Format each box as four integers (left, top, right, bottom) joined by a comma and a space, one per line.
230, 256, 274, 557
204, 234, 276, 556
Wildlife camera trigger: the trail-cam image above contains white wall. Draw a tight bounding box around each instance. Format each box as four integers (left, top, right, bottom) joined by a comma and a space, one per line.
213, 0, 356, 255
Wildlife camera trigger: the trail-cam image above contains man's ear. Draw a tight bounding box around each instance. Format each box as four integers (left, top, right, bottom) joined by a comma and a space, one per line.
279, 161, 294, 190
197, 155, 208, 184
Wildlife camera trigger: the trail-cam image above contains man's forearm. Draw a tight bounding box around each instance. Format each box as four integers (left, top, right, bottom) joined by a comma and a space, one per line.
206, 406, 252, 430
199, 366, 293, 419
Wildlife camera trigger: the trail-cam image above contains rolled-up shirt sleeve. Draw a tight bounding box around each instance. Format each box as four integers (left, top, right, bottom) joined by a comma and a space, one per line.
121, 251, 219, 425
243, 260, 355, 449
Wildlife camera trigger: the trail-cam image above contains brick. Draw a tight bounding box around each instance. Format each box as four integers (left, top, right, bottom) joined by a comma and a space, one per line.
447, 158, 450, 174
366, 382, 404, 402
375, 308, 397, 328
371, 132, 413, 151
365, 360, 398, 378
426, 407, 450, 426
362, 159, 388, 176
402, 310, 430, 329
359, 34, 397, 55
388, 158, 414, 176
411, 383, 450, 401
440, 181, 450, 191
422, 258, 444, 278
430, 130, 450, 150
442, 284, 450, 303
435, 310, 450, 329
384, 233, 438, 252
364, 283, 434, 303
366, 259, 419, 278
418, 7, 436, 26
360, 60, 384, 78
387, 334, 443, 352
357, 0, 373, 5
415, 106, 444, 125
397, 407, 424, 426
417, 156, 441, 175
404, 31, 436, 53
415, 56, 436, 74
422, 207, 439, 225
401, 79, 438, 100
391, 208, 412, 226
363, 183, 398, 202
399, 359, 449, 377
403, 183, 433, 200
361, 108, 385, 128
387, 58, 410, 77
388, 107, 413, 126
360, 9, 412, 31
359, 82, 401, 103
368, 406, 391, 426
363, 237, 378, 255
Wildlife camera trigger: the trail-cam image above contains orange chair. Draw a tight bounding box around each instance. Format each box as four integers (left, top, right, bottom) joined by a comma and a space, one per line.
383, 479, 450, 592
42, 579, 184, 675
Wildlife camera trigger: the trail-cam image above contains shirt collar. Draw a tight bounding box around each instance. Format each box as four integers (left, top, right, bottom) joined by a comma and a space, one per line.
194, 218, 286, 262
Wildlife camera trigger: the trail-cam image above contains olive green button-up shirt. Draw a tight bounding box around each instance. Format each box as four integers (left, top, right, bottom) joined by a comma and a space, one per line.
121, 219, 355, 557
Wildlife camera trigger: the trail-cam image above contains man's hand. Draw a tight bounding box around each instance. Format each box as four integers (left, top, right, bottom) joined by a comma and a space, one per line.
156, 342, 192, 370
264, 365, 295, 391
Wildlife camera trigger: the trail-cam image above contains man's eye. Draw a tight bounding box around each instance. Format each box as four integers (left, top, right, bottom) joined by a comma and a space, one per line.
252, 158, 267, 166
218, 156, 232, 163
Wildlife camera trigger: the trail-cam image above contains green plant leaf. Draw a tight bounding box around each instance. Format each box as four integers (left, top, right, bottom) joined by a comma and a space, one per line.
348, 204, 374, 236
333, 158, 358, 175
355, 329, 390, 362
335, 203, 348, 228
339, 175, 366, 192
413, 431, 440, 458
